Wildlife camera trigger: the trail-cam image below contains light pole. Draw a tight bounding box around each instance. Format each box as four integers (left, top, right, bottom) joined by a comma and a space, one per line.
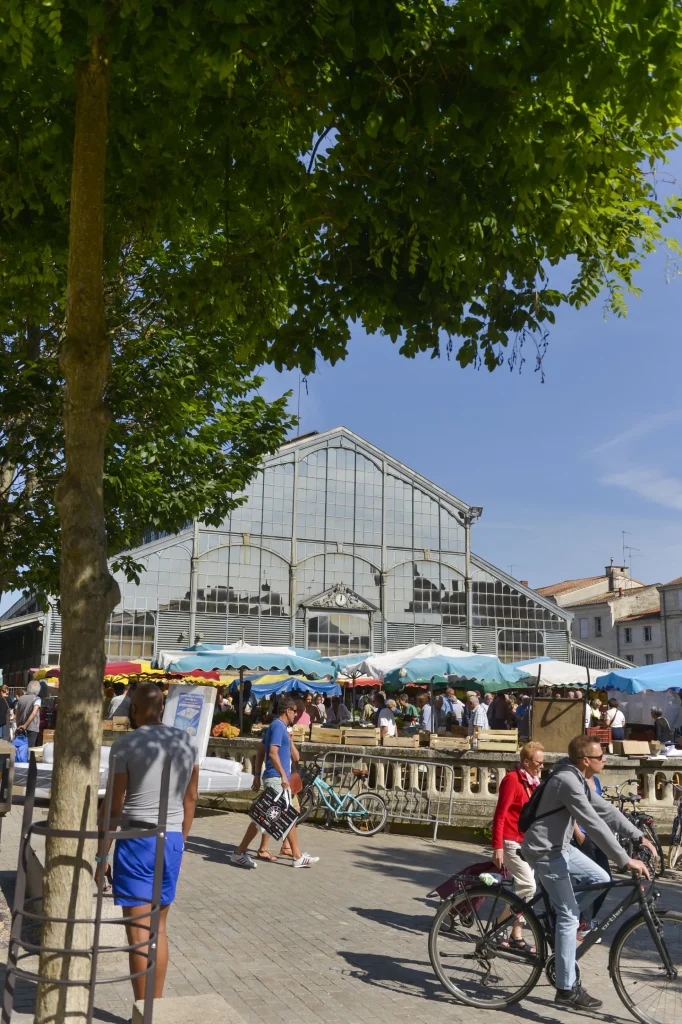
456, 507, 483, 653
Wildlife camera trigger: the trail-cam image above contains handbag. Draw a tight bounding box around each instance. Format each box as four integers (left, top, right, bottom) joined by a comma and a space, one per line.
289, 770, 303, 796
248, 787, 299, 841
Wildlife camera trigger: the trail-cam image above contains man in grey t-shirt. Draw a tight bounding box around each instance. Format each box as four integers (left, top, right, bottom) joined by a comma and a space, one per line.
15, 681, 42, 747
96, 683, 199, 1003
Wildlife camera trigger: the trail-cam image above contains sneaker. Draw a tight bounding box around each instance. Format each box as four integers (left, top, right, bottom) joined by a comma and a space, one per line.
555, 983, 603, 1009
577, 924, 602, 944
230, 852, 257, 869
293, 853, 320, 868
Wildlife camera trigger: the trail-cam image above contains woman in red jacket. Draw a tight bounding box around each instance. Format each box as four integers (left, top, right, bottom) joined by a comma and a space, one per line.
491, 740, 545, 951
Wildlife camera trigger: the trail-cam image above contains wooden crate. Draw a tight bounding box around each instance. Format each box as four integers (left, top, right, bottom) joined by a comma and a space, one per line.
451, 725, 468, 738
344, 729, 380, 746
291, 725, 310, 743
41, 729, 55, 746
430, 735, 470, 750
382, 734, 419, 749
475, 728, 518, 752
112, 717, 130, 732
309, 726, 342, 744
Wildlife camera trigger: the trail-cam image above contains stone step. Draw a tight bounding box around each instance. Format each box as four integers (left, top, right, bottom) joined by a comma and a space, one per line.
133, 992, 246, 1023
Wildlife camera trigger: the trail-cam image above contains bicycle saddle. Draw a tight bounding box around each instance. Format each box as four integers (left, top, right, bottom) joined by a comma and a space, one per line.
352, 768, 369, 778
627, 794, 642, 802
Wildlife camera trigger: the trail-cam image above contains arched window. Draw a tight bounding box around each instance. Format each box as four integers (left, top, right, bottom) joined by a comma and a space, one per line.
196, 545, 289, 616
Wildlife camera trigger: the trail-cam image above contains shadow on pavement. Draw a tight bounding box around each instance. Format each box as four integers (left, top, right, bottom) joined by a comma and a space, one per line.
337, 949, 450, 1002
183, 835, 235, 863
349, 840, 483, 889
349, 905, 434, 935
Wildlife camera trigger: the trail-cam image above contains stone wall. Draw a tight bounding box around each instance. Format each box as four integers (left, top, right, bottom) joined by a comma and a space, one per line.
206, 736, 682, 835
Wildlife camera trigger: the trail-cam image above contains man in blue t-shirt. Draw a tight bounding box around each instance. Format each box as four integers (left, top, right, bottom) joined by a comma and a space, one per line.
231, 696, 319, 870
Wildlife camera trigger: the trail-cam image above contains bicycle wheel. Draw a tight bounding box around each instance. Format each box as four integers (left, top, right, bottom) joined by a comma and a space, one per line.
346, 793, 388, 836
297, 786, 319, 825
668, 818, 682, 871
428, 885, 544, 1008
610, 908, 682, 1024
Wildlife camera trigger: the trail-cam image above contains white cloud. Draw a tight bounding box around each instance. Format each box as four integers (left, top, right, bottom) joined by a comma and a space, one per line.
591, 411, 682, 455
601, 468, 682, 512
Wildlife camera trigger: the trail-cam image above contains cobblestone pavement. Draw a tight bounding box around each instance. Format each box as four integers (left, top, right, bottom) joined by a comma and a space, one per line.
0, 805, 680, 1023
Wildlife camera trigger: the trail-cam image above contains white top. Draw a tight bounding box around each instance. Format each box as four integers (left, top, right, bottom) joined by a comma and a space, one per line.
376, 708, 396, 736
607, 708, 626, 729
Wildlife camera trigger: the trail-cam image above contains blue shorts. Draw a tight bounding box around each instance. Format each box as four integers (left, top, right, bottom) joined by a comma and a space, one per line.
113, 832, 184, 907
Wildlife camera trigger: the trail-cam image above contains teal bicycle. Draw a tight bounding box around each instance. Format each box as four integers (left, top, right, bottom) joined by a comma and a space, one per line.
297, 761, 388, 836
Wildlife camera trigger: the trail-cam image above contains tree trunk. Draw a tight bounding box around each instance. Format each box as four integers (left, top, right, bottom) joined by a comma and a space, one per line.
36, 42, 119, 1023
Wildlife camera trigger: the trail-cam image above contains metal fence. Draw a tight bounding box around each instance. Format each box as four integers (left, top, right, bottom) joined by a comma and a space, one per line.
318, 750, 456, 839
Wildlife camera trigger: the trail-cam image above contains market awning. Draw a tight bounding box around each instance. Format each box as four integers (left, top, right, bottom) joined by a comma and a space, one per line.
383, 654, 530, 691
250, 675, 341, 698
598, 660, 682, 694
511, 659, 609, 688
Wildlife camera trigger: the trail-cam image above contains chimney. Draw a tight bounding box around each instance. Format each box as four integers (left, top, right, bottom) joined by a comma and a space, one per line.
520, 580, 528, 587
619, 587, 623, 597
606, 562, 629, 591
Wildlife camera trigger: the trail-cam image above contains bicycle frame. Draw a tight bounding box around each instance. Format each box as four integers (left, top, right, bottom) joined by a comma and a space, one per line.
311, 775, 370, 818
449, 871, 676, 979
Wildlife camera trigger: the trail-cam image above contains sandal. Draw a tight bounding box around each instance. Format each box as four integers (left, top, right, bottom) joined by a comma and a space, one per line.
508, 937, 536, 954
256, 851, 278, 862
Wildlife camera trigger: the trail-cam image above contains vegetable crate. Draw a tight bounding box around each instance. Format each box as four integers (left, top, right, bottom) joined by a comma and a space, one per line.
429, 735, 470, 751
309, 726, 343, 744
586, 727, 611, 746
475, 728, 518, 752
382, 734, 419, 749
344, 729, 380, 746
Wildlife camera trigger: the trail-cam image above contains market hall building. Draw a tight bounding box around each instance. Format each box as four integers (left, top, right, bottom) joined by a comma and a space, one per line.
0, 428, 625, 685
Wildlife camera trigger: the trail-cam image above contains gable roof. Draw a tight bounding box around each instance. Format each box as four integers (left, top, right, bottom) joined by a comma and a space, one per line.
273, 426, 472, 515
661, 576, 682, 587
534, 576, 605, 598
616, 608, 660, 623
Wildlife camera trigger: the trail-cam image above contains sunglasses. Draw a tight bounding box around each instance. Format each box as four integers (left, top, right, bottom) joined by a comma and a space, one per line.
587, 753, 606, 762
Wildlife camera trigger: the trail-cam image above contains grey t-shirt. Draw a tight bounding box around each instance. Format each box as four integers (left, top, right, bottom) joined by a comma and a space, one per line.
110, 725, 196, 832
16, 693, 41, 734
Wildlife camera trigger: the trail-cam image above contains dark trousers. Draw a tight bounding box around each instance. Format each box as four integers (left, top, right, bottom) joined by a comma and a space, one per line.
27, 732, 39, 748
573, 834, 610, 920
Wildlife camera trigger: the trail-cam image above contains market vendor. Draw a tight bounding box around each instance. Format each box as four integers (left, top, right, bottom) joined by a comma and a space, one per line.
396, 692, 419, 723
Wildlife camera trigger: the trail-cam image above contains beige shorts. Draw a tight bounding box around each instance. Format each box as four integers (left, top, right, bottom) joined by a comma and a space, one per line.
263, 775, 299, 811
502, 839, 536, 903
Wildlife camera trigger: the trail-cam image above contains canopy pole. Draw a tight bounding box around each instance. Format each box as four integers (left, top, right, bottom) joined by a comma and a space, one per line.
430, 674, 435, 731
239, 666, 244, 735
530, 663, 542, 741
584, 667, 591, 735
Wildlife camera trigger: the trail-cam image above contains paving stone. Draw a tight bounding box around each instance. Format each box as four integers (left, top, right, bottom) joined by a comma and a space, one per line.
132, 992, 244, 1023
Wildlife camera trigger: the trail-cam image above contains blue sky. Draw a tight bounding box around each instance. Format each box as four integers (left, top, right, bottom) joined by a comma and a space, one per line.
260, 180, 682, 592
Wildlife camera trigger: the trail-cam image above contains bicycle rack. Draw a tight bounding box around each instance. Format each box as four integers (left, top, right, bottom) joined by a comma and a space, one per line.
2, 752, 171, 1023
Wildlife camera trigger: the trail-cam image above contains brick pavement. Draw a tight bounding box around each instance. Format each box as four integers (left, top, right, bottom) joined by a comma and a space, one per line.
0, 805, 679, 1023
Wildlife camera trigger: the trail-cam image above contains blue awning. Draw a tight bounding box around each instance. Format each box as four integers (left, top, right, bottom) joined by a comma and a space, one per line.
598, 660, 682, 694
165, 651, 328, 678
250, 676, 342, 698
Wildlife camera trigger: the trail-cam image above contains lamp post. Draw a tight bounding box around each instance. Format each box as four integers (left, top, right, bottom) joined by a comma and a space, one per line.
456, 506, 483, 654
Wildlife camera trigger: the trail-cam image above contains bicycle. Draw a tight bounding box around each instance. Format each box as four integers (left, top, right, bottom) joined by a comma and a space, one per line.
665, 781, 682, 870
602, 778, 665, 876
429, 845, 681, 1024
296, 761, 388, 836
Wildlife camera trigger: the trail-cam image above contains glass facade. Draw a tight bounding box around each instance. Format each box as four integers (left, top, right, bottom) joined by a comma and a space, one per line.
100, 430, 570, 659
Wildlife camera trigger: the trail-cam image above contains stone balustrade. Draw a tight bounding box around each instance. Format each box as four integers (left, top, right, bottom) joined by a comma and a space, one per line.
207, 735, 682, 835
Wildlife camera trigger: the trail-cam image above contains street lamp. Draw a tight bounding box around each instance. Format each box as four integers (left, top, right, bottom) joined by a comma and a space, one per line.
456, 506, 484, 653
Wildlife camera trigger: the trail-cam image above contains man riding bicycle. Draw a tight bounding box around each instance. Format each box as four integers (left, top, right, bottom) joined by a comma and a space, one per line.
521, 735, 656, 1010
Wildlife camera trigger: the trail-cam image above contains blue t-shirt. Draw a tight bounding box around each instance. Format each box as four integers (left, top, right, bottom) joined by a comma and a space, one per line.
578, 775, 602, 835
263, 718, 291, 780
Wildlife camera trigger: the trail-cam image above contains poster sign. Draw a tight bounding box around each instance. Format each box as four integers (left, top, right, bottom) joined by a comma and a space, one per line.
173, 692, 204, 738
163, 684, 217, 763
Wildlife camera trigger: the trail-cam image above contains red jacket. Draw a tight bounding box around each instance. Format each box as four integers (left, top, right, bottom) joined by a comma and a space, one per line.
492, 767, 533, 849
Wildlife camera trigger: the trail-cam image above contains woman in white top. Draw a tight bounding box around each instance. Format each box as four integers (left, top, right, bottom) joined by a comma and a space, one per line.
606, 697, 626, 740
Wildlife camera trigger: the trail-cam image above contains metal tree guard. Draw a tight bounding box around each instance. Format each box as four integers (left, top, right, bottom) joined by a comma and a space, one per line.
2, 752, 171, 1023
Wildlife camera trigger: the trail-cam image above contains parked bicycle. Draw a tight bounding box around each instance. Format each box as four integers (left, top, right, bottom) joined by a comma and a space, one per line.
665, 780, 682, 870
296, 761, 388, 836
602, 778, 665, 875
429, 845, 680, 1024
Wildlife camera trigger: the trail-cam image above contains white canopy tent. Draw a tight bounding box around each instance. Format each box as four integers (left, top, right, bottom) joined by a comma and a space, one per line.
344, 643, 486, 682
155, 640, 308, 673
516, 660, 609, 688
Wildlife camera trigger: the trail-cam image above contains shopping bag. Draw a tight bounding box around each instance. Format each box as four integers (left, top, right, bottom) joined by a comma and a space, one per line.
12, 732, 29, 764
248, 787, 298, 841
